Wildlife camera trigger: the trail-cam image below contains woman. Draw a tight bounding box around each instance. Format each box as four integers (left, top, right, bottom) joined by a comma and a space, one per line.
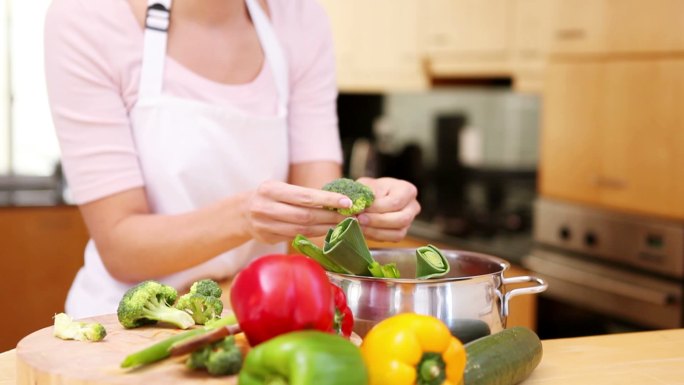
44, 0, 420, 318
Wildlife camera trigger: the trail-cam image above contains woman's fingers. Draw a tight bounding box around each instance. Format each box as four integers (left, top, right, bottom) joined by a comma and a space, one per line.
357, 177, 418, 214
357, 200, 421, 230
257, 180, 352, 210
249, 199, 345, 227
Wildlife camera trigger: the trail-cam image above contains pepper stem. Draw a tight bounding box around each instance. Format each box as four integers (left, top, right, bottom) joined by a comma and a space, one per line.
417, 352, 446, 385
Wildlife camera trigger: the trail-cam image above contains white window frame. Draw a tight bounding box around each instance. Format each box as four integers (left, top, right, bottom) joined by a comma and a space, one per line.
1, 0, 59, 176
0, 0, 10, 174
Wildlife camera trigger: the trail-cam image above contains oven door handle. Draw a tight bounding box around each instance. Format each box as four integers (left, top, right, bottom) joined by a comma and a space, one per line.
526, 256, 677, 306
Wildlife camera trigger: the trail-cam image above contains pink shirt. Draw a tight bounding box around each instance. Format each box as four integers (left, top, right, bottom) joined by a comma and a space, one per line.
44, 0, 342, 204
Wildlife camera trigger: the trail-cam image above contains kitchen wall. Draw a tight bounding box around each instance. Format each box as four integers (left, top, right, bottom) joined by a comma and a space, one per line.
378, 88, 540, 169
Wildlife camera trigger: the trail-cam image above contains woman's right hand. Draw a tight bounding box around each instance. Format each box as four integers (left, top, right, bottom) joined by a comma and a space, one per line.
242, 180, 352, 244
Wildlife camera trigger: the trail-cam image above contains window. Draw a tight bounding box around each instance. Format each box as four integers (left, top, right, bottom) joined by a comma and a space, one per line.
0, 0, 58, 176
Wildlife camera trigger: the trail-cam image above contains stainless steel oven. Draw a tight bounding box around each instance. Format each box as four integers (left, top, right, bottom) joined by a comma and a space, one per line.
523, 198, 684, 337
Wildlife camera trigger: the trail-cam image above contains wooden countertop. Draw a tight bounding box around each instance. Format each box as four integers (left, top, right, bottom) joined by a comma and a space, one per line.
2, 329, 683, 385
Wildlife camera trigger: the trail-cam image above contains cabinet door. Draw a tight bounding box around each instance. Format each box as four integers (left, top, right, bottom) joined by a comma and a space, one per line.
600, 60, 684, 218
0, 207, 88, 351
320, 0, 427, 92
540, 61, 603, 205
542, 59, 684, 219
550, 0, 684, 55
510, 0, 557, 92
424, 0, 512, 76
425, 0, 510, 56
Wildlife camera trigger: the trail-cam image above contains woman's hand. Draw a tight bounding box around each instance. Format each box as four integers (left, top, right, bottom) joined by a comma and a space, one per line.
355, 177, 421, 242
243, 180, 351, 243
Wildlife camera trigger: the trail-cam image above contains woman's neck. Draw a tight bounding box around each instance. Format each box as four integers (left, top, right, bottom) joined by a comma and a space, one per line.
173, 0, 249, 26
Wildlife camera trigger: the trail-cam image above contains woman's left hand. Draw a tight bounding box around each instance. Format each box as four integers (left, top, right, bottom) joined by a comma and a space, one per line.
355, 177, 421, 242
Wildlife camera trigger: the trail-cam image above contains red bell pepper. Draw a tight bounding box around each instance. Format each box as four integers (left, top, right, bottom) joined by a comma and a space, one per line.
331, 284, 354, 337
230, 254, 334, 346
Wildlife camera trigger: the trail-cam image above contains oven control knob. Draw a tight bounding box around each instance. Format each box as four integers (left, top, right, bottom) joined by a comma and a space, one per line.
584, 232, 598, 247
559, 226, 571, 241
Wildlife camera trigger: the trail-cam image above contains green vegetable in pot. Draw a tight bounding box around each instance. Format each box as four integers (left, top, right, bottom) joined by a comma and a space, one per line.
117, 280, 195, 329
53, 312, 106, 342
238, 330, 368, 385
325, 217, 399, 278
415, 244, 450, 279
295, 217, 399, 278
175, 279, 224, 325
187, 336, 242, 376
322, 178, 375, 216
292, 234, 347, 274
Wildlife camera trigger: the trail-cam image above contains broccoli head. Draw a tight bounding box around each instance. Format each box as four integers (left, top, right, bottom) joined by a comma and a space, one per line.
190, 279, 222, 298
53, 312, 106, 342
117, 280, 194, 329
322, 178, 375, 216
175, 293, 223, 325
186, 336, 242, 376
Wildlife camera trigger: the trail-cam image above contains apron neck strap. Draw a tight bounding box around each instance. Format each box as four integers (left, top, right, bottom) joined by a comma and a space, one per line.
138, 0, 289, 113
139, 0, 172, 100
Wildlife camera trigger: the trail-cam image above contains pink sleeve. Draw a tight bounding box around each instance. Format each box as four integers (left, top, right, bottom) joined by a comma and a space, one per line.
285, 0, 343, 164
44, 0, 144, 204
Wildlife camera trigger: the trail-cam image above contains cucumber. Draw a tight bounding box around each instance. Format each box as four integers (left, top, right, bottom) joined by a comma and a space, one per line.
463, 326, 543, 385
448, 319, 491, 344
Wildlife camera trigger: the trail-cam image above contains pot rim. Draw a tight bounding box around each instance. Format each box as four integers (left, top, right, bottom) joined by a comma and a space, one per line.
326, 247, 511, 284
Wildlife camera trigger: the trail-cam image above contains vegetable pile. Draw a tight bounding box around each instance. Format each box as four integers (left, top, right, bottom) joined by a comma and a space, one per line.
117, 280, 195, 329
294, 217, 449, 280
49, 178, 543, 384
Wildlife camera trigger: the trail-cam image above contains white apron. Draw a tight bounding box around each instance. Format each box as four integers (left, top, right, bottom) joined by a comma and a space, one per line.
65, 0, 289, 318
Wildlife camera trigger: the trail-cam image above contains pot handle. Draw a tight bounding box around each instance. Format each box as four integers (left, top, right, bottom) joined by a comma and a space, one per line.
501, 275, 548, 318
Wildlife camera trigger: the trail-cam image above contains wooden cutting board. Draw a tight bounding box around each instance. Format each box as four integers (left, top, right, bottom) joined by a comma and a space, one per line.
16, 314, 238, 385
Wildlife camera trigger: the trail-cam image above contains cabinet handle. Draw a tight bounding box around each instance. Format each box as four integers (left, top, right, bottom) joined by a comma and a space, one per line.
592, 175, 628, 190
555, 28, 587, 41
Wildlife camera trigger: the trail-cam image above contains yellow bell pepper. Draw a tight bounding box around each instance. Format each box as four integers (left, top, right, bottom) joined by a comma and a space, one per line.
360, 313, 466, 385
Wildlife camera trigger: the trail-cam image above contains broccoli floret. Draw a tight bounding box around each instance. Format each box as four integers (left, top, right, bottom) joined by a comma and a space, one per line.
117, 280, 195, 329
190, 279, 222, 298
53, 312, 106, 342
174, 293, 223, 325
186, 344, 211, 370
322, 178, 375, 216
186, 336, 242, 376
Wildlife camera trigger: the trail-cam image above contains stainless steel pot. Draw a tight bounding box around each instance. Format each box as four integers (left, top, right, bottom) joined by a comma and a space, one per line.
327, 248, 547, 339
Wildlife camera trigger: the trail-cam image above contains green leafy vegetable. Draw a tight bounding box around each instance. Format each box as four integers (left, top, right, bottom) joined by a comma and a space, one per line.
175, 279, 224, 325
416, 244, 450, 279
186, 336, 242, 376
53, 313, 106, 342
117, 280, 194, 329
322, 178, 375, 216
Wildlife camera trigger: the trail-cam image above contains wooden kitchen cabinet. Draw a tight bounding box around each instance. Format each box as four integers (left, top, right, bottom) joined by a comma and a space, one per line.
318, 0, 428, 92
510, 0, 556, 92
541, 59, 684, 220
540, 61, 603, 206
424, 0, 513, 78
550, 0, 684, 55
0, 206, 89, 352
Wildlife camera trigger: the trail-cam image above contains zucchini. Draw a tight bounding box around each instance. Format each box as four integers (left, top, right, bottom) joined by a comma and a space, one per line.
463, 326, 543, 385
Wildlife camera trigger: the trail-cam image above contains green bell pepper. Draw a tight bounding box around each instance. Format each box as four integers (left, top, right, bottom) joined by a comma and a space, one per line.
238, 331, 368, 385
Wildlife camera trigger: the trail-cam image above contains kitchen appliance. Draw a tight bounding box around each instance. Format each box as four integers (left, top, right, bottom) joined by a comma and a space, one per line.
523, 198, 684, 336
328, 248, 547, 338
